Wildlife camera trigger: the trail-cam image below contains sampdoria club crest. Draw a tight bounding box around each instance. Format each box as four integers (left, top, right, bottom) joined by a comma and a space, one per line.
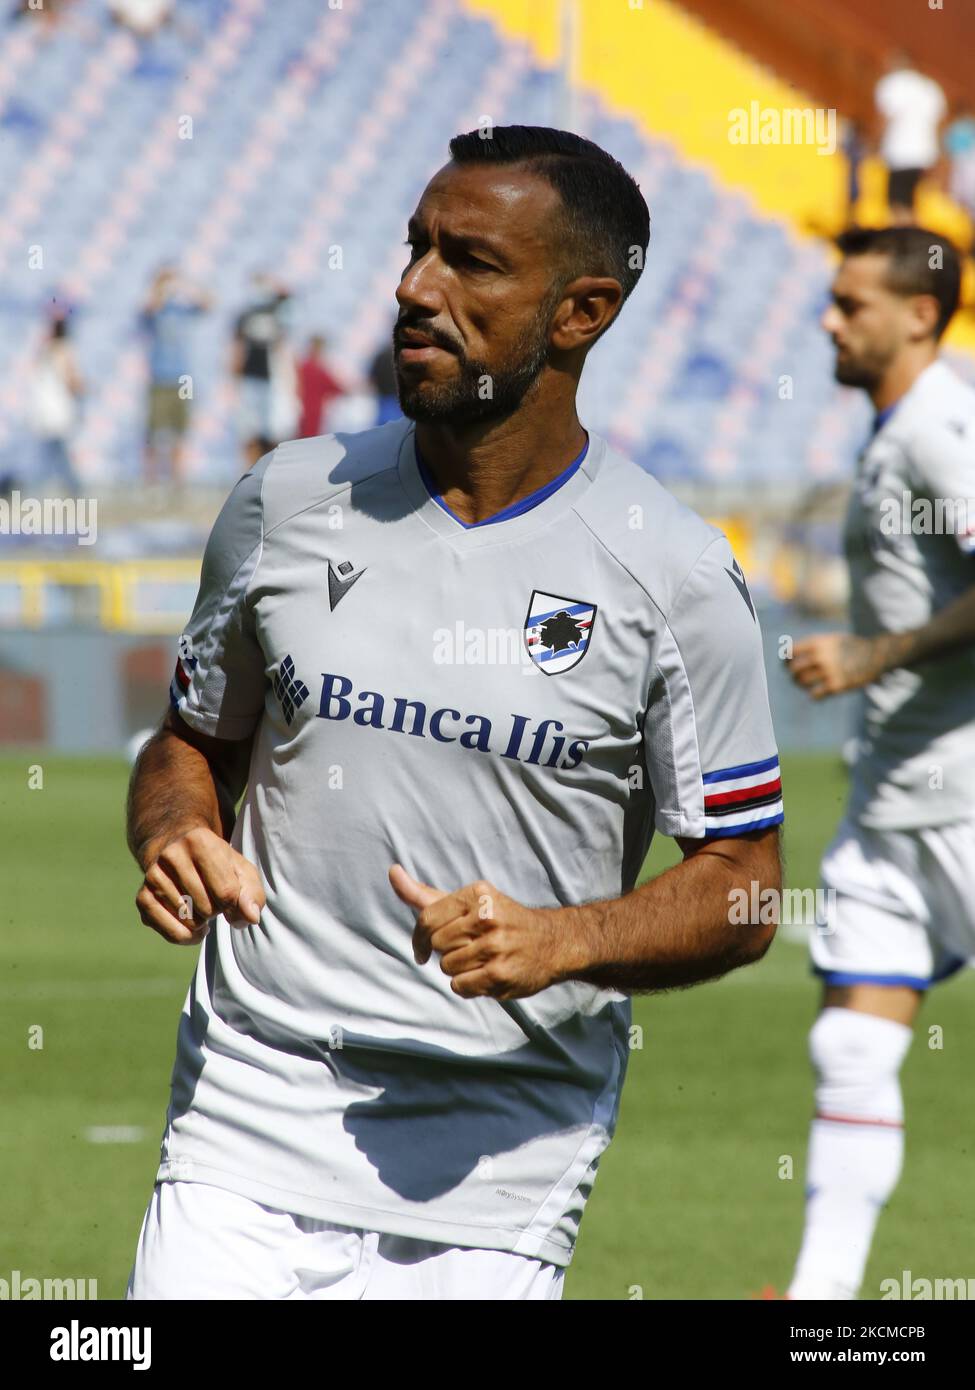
523, 590, 596, 675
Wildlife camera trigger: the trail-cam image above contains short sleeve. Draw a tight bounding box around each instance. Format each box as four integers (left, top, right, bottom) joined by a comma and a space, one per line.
643, 535, 784, 840
908, 421, 975, 556
169, 455, 272, 739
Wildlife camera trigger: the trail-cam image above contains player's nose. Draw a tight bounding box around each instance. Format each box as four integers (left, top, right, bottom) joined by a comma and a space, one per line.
395, 252, 444, 317
820, 303, 842, 336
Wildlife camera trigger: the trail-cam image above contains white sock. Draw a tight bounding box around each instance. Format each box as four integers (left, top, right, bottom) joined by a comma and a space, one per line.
788, 1007, 912, 1300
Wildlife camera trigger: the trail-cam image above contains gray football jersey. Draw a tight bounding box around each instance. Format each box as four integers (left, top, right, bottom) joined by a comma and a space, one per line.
160, 418, 783, 1266
843, 360, 975, 830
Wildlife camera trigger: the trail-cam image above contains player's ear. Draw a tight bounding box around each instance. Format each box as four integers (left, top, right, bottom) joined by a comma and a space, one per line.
550, 277, 622, 353
909, 293, 941, 342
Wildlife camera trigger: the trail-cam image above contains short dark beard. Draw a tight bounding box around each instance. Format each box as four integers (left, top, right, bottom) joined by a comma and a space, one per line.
834, 358, 882, 389
832, 336, 899, 391
394, 294, 558, 425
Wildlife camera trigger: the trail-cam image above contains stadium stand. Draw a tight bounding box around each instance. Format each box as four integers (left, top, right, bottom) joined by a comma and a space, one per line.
0, 0, 913, 498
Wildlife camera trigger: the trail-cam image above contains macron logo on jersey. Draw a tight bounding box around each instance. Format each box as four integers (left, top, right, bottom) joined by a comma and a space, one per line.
702, 755, 783, 838
327, 559, 366, 612
724, 558, 755, 621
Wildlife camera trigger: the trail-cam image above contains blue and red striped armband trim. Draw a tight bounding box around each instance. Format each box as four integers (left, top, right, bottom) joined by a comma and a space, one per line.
701, 754, 783, 838
169, 654, 196, 710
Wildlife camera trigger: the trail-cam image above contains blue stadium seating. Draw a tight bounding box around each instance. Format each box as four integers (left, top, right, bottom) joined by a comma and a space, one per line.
0, 0, 880, 490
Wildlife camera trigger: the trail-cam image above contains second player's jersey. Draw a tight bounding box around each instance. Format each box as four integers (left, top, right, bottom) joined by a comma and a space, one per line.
162, 418, 782, 1266
843, 360, 975, 830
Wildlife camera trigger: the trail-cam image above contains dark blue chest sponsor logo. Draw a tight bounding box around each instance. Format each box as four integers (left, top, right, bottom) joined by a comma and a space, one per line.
316, 671, 590, 770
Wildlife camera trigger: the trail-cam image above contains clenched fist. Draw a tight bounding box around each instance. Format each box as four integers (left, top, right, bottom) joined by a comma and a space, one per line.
136, 825, 266, 946
787, 632, 894, 700
389, 864, 574, 1000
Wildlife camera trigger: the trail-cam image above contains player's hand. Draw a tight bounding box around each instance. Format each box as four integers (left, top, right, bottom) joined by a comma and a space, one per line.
787, 632, 889, 699
388, 865, 566, 1000
136, 826, 266, 946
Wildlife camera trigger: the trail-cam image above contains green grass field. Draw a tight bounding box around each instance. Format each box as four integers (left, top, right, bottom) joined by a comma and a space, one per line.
1, 752, 971, 1300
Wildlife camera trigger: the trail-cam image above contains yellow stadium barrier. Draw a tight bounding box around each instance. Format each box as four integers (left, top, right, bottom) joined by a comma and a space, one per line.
0, 559, 200, 633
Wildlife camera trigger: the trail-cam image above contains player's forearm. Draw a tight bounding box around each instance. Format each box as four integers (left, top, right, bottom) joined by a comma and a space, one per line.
126, 725, 225, 871
875, 585, 975, 673
560, 839, 780, 993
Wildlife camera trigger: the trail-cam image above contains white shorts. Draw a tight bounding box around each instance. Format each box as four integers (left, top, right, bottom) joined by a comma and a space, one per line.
127, 1181, 565, 1301
810, 816, 975, 990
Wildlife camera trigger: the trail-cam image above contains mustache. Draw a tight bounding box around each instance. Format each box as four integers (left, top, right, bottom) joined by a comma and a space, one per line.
394, 319, 462, 355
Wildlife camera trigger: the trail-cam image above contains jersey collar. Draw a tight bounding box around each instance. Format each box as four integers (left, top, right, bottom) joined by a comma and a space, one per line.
870, 360, 952, 438
397, 424, 602, 549
871, 401, 899, 435
414, 435, 590, 529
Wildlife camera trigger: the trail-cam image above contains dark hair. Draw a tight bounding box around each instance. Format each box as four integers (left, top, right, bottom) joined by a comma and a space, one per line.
835, 226, 961, 339
448, 125, 651, 310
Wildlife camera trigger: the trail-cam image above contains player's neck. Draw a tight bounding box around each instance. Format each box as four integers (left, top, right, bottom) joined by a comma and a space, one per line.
870, 345, 938, 413
414, 399, 588, 526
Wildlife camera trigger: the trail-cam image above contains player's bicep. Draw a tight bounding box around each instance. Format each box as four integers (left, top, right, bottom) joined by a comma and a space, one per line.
676, 824, 782, 881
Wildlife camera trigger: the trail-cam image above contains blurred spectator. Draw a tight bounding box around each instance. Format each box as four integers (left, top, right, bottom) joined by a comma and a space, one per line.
141, 265, 211, 488
944, 102, 975, 221
874, 52, 946, 225
840, 117, 866, 225
14, 0, 72, 29
368, 340, 401, 425
28, 310, 83, 493
108, 0, 172, 38
232, 273, 291, 446
296, 335, 345, 438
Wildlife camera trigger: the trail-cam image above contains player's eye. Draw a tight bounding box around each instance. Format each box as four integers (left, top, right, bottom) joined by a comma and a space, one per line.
461, 251, 495, 272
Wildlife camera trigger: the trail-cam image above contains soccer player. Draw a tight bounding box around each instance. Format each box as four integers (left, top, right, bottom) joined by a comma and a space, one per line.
788, 227, 975, 1300
126, 126, 784, 1300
